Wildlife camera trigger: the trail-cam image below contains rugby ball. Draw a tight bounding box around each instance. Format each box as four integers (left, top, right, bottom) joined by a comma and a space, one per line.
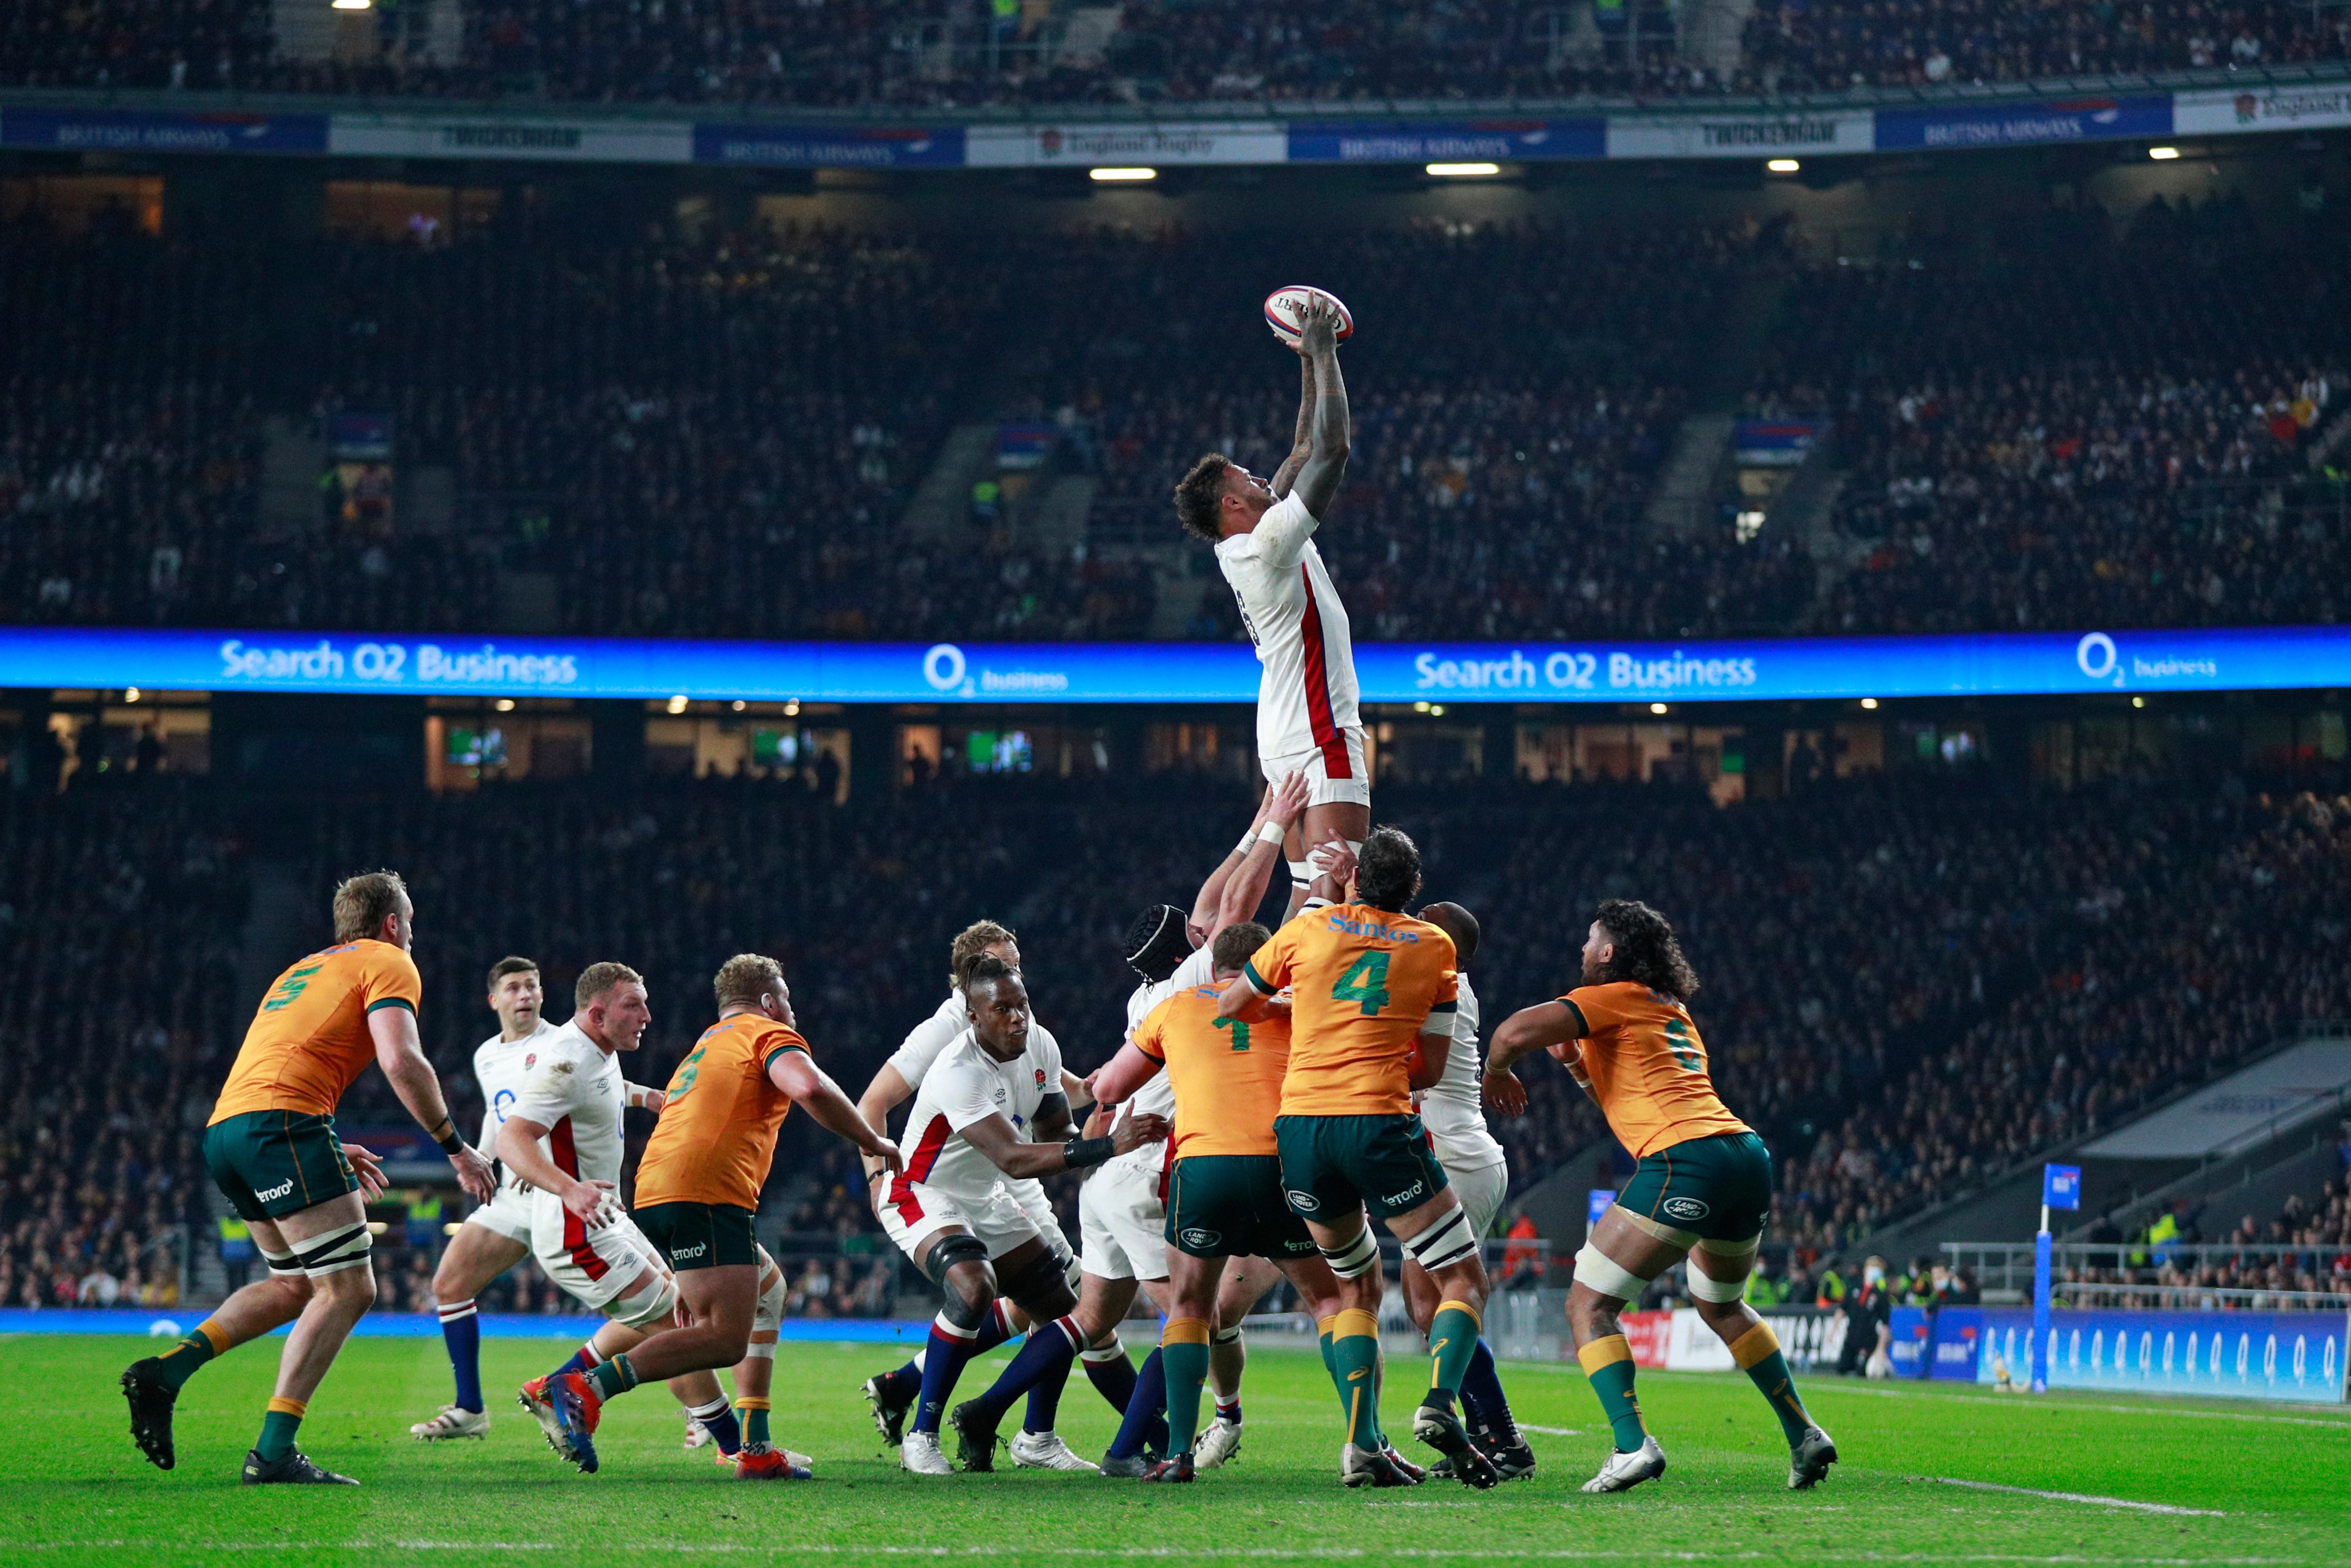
1263, 285, 1355, 348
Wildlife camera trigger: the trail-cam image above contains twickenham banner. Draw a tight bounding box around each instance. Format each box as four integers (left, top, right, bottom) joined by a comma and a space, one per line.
1606, 108, 1872, 159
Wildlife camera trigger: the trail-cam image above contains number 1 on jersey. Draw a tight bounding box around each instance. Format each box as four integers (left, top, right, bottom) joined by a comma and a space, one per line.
1332, 952, 1392, 1016
1211, 1016, 1251, 1052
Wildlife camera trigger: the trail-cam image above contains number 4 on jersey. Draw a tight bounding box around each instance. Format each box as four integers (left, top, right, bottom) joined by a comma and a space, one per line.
1332, 952, 1391, 1016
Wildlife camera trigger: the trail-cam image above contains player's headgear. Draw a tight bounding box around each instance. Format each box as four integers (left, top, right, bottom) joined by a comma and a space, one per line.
1123, 904, 1194, 983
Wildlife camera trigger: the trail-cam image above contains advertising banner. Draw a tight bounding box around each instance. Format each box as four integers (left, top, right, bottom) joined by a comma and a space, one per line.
2174, 84, 2351, 135
5, 624, 2351, 704
2079, 1040, 2351, 1159
1888, 1305, 1936, 1378
327, 114, 693, 163
1875, 93, 2172, 149
1621, 1309, 1675, 1368
692, 122, 964, 168
1287, 118, 1605, 163
1607, 109, 1872, 160
0, 106, 327, 155
965, 120, 1288, 168
1733, 419, 1819, 466
1973, 1309, 2349, 1403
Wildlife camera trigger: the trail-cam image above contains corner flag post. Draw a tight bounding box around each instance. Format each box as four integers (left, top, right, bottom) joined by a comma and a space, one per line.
2034, 1163, 2081, 1394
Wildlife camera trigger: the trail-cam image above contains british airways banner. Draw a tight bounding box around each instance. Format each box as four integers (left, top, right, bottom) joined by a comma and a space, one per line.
1285, 118, 1606, 163
2, 624, 2349, 704
1874, 93, 2172, 149
0, 106, 327, 154
1964, 1308, 2348, 1404
694, 122, 966, 168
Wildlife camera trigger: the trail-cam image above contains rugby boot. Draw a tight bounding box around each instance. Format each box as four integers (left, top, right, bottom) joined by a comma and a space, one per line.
948, 1400, 1003, 1473
409, 1404, 489, 1441
901, 1430, 954, 1475
120, 1359, 178, 1470
1009, 1429, 1099, 1471
862, 1371, 913, 1447
1789, 1425, 1839, 1490
1582, 1434, 1667, 1494
547, 1371, 604, 1473
1412, 1400, 1500, 1490
1139, 1452, 1196, 1484
1194, 1415, 1243, 1470
242, 1447, 359, 1485
732, 1446, 814, 1480
1340, 1443, 1419, 1488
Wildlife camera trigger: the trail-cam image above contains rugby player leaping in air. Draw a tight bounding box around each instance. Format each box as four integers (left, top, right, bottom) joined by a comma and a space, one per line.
1173, 296, 1362, 918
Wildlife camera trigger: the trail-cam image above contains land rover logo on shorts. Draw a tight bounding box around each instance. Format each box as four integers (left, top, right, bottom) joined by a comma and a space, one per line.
254, 1179, 294, 1202
1180, 1228, 1221, 1249
1661, 1196, 1711, 1222
1286, 1190, 1320, 1213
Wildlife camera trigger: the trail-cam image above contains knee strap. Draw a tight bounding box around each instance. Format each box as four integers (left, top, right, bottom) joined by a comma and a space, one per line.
1400, 1207, 1478, 1273
1617, 1208, 1700, 1249
1059, 1244, 1084, 1293
611, 1269, 681, 1330
1212, 1324, 1242, 1347
999, 1246, 1071, 1308
749, 1248, 787, 1351
1686, 1264, 1749, 1304
1572, 1241, 1652, 1303
1700, 1231, 1763, 1260
294, 1222, 373, 1279
1319, 1226, 1379, 1281
262, 1245, 302, 1277
922, 1231, 993, 1290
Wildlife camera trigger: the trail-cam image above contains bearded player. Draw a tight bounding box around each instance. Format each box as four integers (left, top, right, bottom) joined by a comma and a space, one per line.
1484, 900, 1836, 1495
1173, 296, 1362, 917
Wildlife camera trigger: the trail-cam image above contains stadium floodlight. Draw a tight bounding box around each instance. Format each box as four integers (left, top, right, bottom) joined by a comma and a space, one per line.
494, 698, 515, 712
1650, 702, 1669, 716
1090, 167, 1157, 182
330, 0, 372, 10
1426, 162, 1502, 177
124, 687, 140, 702
1766, 158, 1801, 174
1860, 697, 1879, 710
2148, 146, 2181, 160
666, 694, 689, 714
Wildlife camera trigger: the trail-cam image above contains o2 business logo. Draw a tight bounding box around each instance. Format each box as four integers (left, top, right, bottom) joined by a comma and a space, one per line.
2077, 632, 2122, 687
922, 643, 973, 695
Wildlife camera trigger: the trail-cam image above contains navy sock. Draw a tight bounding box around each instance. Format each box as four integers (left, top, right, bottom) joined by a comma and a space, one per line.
914, 1318, 977, 1436
1460, 1338, 1517, 1440
1215, 1395, 1242, 1424
1084, 1344, 1139, 1416
879, 1358, 924, 1407
688, 1395, 742, 1455
438, 1302, 483, 1413
553, 1341, 600, 1380
1107, 1346, 1169, 1459
1023, 1351, 1076, 1435
974, 1317, 1082, 1429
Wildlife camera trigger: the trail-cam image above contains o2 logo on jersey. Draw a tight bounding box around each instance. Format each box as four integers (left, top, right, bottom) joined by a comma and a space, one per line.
1180, 1228, 1222, 1250
493, 1089, 515, 1123
1661, 1196, 1711, 1222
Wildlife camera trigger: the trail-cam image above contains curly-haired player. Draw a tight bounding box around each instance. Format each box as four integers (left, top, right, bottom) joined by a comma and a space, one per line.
1484, 899, 1835, 1496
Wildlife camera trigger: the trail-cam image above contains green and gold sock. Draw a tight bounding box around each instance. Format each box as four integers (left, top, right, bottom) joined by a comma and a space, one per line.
1427, 1299, 1481, 1401
584, 1352, 637, 1401
738, 1396, 771, 1451
1577, 1334, 1648, 1453
257, 1396, 305, 1462
153, 1319, 228, 1390
1160, 1318, 1213, 1458
1317, 1316, 1344, 1420
1730, 1321, 1815, 1446
1330, 1308, 1382, 1454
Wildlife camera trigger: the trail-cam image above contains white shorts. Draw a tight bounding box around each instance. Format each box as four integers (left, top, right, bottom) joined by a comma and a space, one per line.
1007, 1177, 1077, 1274
1079, 1157, 1170, 1283
462, 1178, 535, 1245
1442, 1158, 1508, 1246
1261, 724, 1371, 807
880, 1178, 1042, 1263
531, 1202, 667, 1313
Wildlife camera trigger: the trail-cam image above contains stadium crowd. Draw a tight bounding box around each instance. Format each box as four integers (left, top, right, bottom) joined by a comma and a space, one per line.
5, 0, 2344, 104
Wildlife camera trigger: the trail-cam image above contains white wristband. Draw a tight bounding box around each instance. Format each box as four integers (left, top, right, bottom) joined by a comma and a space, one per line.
1256, 821, 1287, 848
1235, 832, 1257, 858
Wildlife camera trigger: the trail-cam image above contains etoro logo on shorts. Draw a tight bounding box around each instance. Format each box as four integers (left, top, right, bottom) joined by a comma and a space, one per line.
1179, 1228, 1222, 1250
1382, 1180, 1426, 1207
1285, 1189, 1321, 1213
1661, 1195, 1711, 1222
253, 1178, 294, 1203
670, 1241, 708, 1261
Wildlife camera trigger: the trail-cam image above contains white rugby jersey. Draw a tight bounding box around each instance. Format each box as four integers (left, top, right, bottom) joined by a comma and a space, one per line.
1105, 943, 1219, 1181
893, 1026, 1064, 1207
886, 991, 969, 1088
507, 1019, 629, 1198
475, 1017, 558, 1184
1415, 973, 1506, 1173
1214, 490, 1362, 764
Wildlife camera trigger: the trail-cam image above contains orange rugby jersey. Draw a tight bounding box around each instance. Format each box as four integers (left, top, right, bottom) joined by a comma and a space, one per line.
1559, 981, 1749, 1158
632, 1013, 808, 1213
1134, 981, 1293, 1159
210, 940, 422, 1123
1246, 903, 1456, 1119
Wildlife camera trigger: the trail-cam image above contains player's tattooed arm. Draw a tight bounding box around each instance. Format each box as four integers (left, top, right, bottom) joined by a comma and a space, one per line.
1269, 354, 1316, 500
1291, 297, 1351, 519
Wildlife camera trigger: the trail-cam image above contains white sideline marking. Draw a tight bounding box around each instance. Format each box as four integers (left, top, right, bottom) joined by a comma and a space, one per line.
1925, 1478, 2223, 1517
1520, 1423, 1585, 1436
1809, 1383, 2351, 1428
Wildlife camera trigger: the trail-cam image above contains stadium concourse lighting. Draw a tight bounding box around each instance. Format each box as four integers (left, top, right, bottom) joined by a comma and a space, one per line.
1860, 697, 1879, 710
2149, 146, 2181, 160
1089, 167, 1157, 182
1426, 162, 1502, 177
123, 687, 140, 703
1650, 702, 1669, 716
493, 698, 515, 712
666, 694, 689, 714
329, 0, 371, 9
1766, 158, 1802, 174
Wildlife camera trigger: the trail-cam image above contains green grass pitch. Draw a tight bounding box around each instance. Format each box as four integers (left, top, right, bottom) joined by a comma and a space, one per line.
17, 1333, 2351, 1566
